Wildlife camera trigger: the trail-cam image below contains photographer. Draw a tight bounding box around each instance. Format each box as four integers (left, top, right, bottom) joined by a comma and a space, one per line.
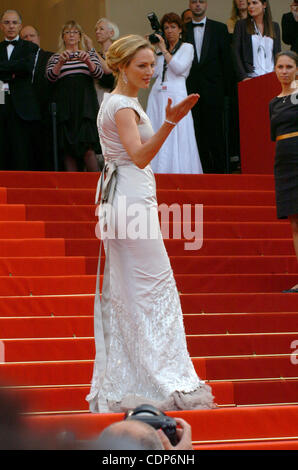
46, 20, 103, 172
146, 12, 203, 174
96, 416, 193, 450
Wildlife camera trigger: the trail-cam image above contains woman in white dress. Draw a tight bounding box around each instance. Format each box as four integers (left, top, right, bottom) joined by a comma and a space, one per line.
146, 12, 203, 174
86, 35, 215, 413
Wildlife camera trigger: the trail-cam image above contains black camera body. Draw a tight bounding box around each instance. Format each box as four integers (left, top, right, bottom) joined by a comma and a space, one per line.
147, 12, 165, 44
124, 404, 178, 446
69, 51, 79, 60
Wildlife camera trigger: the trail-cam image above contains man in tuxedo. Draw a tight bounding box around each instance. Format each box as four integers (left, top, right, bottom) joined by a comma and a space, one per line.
185, 0, 233, 173
0, 10, 40, 170
20, 25, 54, 170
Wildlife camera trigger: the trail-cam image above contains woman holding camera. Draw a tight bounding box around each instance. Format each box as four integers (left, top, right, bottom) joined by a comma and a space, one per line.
46, 20, 103, 171
86, 34, 215, 413
146, 12, 203, 174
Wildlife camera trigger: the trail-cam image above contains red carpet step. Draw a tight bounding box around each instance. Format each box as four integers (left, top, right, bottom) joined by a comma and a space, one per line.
22, 406, 298, 448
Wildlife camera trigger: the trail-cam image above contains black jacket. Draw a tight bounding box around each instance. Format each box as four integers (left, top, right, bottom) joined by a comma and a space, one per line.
184, 18, 233, 106
281, 12, 298, 54
233, 18, 281, 82
33, 48, 54, 114
0, 38, 41, 120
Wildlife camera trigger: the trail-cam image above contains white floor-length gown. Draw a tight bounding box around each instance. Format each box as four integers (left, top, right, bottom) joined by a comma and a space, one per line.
146, 42, 203, 174
86, 92, 214, 413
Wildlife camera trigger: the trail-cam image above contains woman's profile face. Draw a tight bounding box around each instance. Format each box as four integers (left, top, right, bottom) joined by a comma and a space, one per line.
275, 55, 298, 86
95, 21, 113, 44
124, 47, 155, 90
63, 27, 81, 48
163, 22, 182, 44
247, 0, 266, 18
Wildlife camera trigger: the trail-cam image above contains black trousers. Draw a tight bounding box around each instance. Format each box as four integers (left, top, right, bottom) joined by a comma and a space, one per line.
0, 93, 39, 171
191, 100, 227, 174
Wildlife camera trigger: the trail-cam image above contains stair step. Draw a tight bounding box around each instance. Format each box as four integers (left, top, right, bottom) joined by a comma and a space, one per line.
0, 293, 297, 316
1, 204, 279, 222
0, 312, 297, 338
0, 273, 297, 296
66, 238, 295, 257
0, 171, 275, 189
6, 188, 276, 206
0, 356, 296, 387
1, 333, 297, 362
0, 255, 296, 276
22, 406, 298, 442
3, 379, 298, 413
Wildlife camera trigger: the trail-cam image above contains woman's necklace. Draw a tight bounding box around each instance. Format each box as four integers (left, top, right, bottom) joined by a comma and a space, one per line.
281, 85, 298, 103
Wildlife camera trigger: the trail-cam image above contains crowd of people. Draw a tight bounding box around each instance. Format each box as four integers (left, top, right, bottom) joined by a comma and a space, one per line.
0, 1, 297, 173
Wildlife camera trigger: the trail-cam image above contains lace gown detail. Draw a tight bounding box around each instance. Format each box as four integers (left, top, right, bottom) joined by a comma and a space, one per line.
86, 93, 215, 413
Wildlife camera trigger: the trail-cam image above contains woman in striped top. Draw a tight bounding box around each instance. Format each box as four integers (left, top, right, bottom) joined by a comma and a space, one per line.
46, 20, 103, 171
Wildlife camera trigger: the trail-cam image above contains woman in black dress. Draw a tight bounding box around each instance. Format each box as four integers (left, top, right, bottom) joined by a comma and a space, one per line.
46, 20, 103, 171
269, 51, 298, 293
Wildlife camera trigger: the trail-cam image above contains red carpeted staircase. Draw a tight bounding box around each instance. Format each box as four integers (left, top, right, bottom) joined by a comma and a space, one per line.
0, 171, 297, 450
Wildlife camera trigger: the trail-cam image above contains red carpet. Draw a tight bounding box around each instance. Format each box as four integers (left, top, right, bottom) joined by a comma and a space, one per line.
0, 171, 297, 450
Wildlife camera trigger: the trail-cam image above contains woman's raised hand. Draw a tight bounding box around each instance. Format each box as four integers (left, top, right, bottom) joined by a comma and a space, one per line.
165, 95, 200, 125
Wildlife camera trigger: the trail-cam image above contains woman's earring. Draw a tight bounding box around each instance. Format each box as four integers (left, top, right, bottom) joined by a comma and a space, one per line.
122, 71, 128, 84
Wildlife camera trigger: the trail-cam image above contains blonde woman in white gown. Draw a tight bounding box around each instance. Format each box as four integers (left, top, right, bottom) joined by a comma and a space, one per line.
86, 35, 215, 413
146, 12, 203, 174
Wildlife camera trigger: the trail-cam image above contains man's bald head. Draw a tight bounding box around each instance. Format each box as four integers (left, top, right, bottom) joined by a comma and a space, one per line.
20, 25, 40, 46
96, 420, 164, 450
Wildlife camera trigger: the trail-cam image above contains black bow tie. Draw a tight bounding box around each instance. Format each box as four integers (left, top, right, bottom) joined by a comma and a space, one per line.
4, 40, 18, 47
192, 22, 205, 28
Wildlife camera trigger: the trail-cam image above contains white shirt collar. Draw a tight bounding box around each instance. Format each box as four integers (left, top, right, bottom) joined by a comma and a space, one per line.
5, 35, 20, 42
192, 16, 207, 26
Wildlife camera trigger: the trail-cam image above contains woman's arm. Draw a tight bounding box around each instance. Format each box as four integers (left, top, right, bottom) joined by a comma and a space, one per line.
114, 95, 199, 169
46, 52, 68, 82
79, 50, 103, 79
167, 43, 194, 76
83, 33, 112, 74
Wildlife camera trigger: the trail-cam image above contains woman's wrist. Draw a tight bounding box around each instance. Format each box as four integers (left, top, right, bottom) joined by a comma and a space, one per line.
164, 119, 177, 127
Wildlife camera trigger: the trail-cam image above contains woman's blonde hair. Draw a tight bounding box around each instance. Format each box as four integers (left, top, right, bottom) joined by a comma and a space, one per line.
58, 20, 86, 53
106, 34, 154, 79
228, 0, 247, 33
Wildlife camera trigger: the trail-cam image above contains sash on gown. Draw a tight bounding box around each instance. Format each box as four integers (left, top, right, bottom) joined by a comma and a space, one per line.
88, 161, 118, 402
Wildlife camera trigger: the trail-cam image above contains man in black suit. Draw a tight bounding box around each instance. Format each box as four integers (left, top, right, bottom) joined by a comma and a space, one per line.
20, 25, 54, 170
282, 1, 298, 54
185, 0, 233, 173
0, 9, 40, 170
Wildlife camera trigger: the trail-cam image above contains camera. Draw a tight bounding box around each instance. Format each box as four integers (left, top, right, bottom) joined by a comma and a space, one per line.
124, 404, 178, 446
69, 51, 79, 59
147, 12, 165, 45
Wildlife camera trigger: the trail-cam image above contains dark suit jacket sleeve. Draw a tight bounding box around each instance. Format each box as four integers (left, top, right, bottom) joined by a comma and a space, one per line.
273, 22, 281, 57
232, 20, 249, 81
281, 13, 296, 46
0, 42, 37, 81
219, 23, 234, 96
